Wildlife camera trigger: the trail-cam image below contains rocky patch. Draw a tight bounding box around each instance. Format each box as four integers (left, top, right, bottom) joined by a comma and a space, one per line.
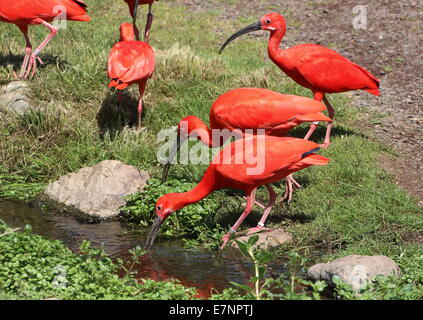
44, 160, 150, 221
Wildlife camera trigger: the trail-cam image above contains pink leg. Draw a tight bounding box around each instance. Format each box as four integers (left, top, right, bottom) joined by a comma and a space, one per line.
280, 175, 294, 204
17, 26, 32, 78
280, 174, 301, 204
289, 174, 301, 189
221, 188, 257, 249
144, 3, 154, 43
137, 98, 143, 128
24, 20, 57, 79
242, 196, 266, 209
304, 91, 325, 141
304, 122, 319, 140
137, 80, 147, 129
247, 185, 276, 235
322, 96, 335, 148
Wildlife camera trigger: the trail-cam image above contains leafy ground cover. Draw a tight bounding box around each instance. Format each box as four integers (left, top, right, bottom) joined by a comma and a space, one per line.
0, 0, 421, 299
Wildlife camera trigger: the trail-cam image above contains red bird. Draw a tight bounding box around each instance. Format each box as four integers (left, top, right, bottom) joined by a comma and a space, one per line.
0, 0, 90, 78
161, 87, 332, 202
123, 0, 158, 42
146, 136, 329, 250
219, 12, 380, 147
107, 23, 155, 129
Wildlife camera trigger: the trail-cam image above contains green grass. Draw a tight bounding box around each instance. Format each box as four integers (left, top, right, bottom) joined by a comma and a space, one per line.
0, 0, 422, 300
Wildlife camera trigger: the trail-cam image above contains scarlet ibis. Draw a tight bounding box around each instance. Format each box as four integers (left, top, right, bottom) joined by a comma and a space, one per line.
123, 0, 157, 42
161, 87, 332, 203
219, 12, 380, 147
0, 0, 90, 78
146, 136, 329, 250
107, 23, 155, 129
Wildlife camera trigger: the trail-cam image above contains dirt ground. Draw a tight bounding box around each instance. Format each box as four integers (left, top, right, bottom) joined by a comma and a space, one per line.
172, 0, 423, 206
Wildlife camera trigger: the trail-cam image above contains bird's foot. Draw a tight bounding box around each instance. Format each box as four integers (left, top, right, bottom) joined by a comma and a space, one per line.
281, 175, 301, 204
319, 141, 331, 149
135, 126, 147, 133
242, 196, 266, 209
281, 185, 293, 204
220, 233, 233, 250
246, 226, 271, 235
290, 177, 302, 190
23, 54, 43, 79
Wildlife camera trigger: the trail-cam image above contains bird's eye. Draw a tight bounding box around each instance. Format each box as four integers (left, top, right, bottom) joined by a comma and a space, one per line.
266, 19, 271, 24
156, 205, 162, 211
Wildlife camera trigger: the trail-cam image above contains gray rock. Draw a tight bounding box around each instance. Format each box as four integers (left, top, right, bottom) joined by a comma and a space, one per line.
307, 255, 401, 291
231, 229, 292, 250
0, 81, 32, 115
44, 160, 150, 220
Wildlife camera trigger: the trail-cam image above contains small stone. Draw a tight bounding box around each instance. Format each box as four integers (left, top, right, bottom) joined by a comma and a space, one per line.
0, 81, 32, 115
307, 255, 401, 291
44, 160, 150, 220
231, 229, 292, 250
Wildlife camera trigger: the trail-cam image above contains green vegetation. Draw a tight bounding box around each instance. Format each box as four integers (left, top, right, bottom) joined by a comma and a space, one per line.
0, 220, 195, 300
120, 178, 227, 249
0, 0, 421, 300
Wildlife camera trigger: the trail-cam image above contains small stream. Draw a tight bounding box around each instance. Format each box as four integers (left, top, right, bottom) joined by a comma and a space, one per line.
0, 201, 285, 297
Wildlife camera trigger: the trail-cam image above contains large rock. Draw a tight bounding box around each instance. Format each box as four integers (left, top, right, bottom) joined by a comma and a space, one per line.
230, 229, 292, 250
307, 255, 401, 291
44, 160, 150, 220
0, 81, 32, 115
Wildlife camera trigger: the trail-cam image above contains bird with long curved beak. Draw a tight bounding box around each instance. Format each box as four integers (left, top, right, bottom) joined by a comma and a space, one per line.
0, 0, 90, 78
146, 136, 330, 251
107, 23, 155, 129
219, 12, 380, 148
161, 88, 332, 203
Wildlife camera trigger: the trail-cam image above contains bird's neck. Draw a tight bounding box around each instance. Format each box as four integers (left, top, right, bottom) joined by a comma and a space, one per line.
176, 167, 218, 209
182, 116, 214, 148
267, 29, 286, 66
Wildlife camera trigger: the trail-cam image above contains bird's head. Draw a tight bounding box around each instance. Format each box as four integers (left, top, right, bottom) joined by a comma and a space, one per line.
145, 193, 187, 251
260, 13, 286, 32
219, 12, 286, 54
161, 116, 209, 182
119, 23, 136, 42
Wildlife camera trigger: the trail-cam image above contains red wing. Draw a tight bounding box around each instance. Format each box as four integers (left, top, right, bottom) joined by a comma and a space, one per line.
108, 41, 155, 84
294, 46, 379, 93
211, 88, 326, 131
0, 0, 89, 22
214, 137, 321, 184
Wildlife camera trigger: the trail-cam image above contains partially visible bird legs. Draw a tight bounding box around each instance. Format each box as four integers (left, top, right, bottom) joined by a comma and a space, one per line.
132, 0, 140, 40
247, 185, 276, 235
304, 121, 319, 140
137, 98, 143, 129
281, 174, 301, 204
23, 20, 57, 79
321, 96, 335, 148
17, 27, 32, 78
136, 81, 147, 130
242, 196, 266, 209
221, 188, 256, 249
144, 3, 154, 43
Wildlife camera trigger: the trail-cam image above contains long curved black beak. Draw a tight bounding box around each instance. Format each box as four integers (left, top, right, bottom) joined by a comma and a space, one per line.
161, 135, 183, 183
219, 21, 262, 54
145, 216, 162, 251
